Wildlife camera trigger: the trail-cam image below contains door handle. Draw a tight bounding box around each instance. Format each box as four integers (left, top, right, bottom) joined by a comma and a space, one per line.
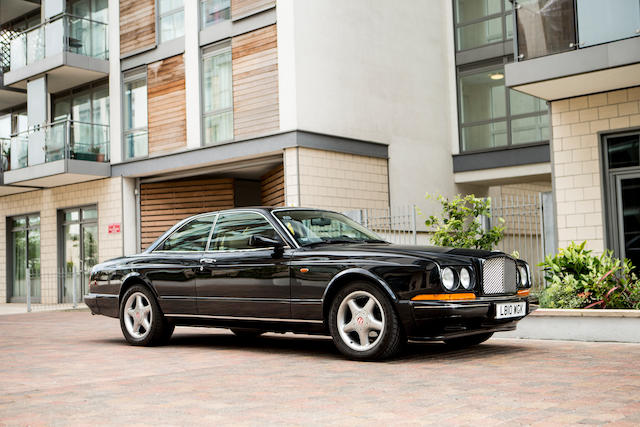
199, 258, 216, 271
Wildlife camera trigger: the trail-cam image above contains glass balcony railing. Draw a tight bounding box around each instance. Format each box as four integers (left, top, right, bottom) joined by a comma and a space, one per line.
515, 0, 640, 60
1, 137, 10, 172
9, 13, 108, 72
8, 120, 109, 170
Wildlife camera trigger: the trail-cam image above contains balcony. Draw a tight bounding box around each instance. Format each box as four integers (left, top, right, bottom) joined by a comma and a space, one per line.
505, 0, 640, 100
3, 13, 108, 92
3, 120, 110, 187
1, 138, 33, 195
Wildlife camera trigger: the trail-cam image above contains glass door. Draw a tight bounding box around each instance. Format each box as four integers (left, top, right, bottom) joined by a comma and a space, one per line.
9, 215, 41, 302
615, 174, 640, 270
60, 207, 98, 303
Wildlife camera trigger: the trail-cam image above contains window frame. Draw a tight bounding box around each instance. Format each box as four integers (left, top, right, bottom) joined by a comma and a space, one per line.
200, 0, 231, 29
151, 212, 220, 254
122, 68, 148, 160
207, 211, 286, 253
157, 0, 185, 44
453, 0, 513, 52
456, 57, 549, 154
201, 42, 234, 146
7, 212, 41, 302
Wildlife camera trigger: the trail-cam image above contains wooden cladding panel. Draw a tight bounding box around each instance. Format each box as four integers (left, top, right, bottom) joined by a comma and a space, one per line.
232, 24, 279, 139
140, 178, 235, 247
231, 0, 275, 19
260, 165, 284, 207
120, 0, 156, 56
147, 54, 187, 155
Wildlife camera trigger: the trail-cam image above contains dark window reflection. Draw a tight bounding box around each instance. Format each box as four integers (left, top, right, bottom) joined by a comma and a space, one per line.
620, 177, 640, 270
608, 135, 640, 169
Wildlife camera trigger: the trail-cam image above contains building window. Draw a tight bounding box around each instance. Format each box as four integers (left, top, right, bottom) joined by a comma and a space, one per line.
51, 82, 110, 162
201, 0, 231, 28
202, 44, 233, 145
458, 63, 548, 152
454, 0, 513, 51
158, 0, 184, 43
123, 69, 148, 159
60, 206, 98, 303
8, 215, 40, 303
602, 132, 640, 271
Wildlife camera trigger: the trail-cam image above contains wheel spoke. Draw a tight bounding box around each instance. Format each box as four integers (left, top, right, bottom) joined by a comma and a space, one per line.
132, 317, 141, 333
357, 328, 369, 346
136, 295, 143, 309
347, 299, 360, 316
369, 318, 384, 331
142, 305, 151, 315
363, 297, 376, 314
141, 317, 151, 332
126, 308, 136, 318
342, 320, 356, 333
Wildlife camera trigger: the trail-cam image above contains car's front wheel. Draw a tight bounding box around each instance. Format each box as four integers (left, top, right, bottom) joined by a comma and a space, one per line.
328, 281, 404, 360
120, 285, 174, 346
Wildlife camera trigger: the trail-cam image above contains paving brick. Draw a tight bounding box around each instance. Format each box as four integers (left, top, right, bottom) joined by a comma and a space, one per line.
1, 311, 640, 425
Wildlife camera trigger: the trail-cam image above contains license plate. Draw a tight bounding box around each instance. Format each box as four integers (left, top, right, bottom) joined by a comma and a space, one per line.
495, 301, 526, 319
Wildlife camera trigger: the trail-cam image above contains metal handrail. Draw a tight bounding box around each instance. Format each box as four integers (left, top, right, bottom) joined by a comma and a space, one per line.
13, 13, 107, 35
9, 119, 109, 138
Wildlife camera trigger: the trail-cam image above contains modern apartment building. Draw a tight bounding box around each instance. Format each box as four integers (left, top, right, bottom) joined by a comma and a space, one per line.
505, 0, 640, 269
0, 0, 558, 304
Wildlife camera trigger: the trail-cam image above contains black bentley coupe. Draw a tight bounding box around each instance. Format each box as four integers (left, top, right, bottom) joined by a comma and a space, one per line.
85, 207, 535, 360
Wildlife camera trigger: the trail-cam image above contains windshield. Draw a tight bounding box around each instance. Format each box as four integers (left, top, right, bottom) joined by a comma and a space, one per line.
273, 209, 385, 246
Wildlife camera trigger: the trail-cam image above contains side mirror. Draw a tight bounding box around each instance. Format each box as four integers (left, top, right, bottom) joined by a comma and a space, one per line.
248, 234, 283, 248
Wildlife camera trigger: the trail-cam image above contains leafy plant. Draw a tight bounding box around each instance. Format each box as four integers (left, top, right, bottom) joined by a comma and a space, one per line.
538, 241, 640, 309
425, 193, 504, 250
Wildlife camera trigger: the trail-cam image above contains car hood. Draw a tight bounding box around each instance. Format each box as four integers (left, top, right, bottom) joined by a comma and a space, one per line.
298, 243, 500, 262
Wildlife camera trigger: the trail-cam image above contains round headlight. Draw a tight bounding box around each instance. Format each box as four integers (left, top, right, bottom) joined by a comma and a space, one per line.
518, 265, 528, 287
441, 267, 457, 291
459, 267, 472, 290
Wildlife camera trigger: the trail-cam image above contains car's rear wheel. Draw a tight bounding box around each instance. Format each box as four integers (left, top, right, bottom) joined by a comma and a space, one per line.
120, 285, 174, 346
444, 332, 493, 348
230, 328, 264, 338
328, 281, 404, 360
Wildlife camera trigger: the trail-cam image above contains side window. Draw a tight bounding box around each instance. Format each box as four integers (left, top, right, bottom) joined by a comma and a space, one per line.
159, 215, 216, 251
210, 212, 279, 251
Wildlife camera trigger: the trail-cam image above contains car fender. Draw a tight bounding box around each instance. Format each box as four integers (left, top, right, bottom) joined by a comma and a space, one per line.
322, 268, 399, 305
119, 271, 159, 301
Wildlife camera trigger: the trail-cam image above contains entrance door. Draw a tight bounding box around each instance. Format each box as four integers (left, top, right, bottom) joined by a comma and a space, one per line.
9, 215, 40, 302
60, 207, 98, 303
615, 174, 640, 269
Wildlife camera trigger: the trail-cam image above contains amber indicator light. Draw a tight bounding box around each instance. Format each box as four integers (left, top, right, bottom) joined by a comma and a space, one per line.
299, 268, 309, 273
517, 289, 530, 296
411, 293, 476, 301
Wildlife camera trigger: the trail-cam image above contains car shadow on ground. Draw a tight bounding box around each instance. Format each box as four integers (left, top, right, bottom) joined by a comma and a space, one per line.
93, 330, 529, 362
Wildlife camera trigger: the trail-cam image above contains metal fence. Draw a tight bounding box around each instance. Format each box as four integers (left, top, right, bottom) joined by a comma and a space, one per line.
345, 205, 419, 245
20, 267, 88, 312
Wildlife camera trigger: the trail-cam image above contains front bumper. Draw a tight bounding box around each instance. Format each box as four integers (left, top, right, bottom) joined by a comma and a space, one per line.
406, 296, 536, 341
84, 293, 119, 318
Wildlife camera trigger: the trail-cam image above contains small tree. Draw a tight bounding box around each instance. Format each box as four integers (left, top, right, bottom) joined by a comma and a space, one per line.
425, 193, 504, 250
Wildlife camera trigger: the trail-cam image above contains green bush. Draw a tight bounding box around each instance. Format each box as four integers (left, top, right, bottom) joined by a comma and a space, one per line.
538, 241, 640, 309
425, 193, 504, 250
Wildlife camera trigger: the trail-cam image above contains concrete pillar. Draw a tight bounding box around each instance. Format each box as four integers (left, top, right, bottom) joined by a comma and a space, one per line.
184, 0, 202, 149
26, 76, 48, 166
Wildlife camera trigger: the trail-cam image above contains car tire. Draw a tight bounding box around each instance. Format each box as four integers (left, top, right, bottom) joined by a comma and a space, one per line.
230, 328, 265, 338
119, 285, 174, 346
328, 281, 404, 361
444, 332, 494, 349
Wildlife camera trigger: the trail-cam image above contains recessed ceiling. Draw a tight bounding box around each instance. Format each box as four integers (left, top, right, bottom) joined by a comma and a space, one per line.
0, 0, 40, 26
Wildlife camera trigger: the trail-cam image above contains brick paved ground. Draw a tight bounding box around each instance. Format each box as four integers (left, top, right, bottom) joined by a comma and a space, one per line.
0, 311, 639, 426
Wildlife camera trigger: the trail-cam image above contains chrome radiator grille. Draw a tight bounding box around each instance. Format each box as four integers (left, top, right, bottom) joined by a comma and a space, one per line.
482, 256, 517, 295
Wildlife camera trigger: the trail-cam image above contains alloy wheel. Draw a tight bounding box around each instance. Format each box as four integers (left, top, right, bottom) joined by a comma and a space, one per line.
123, 292, 153, 339
337, 290, 386, 352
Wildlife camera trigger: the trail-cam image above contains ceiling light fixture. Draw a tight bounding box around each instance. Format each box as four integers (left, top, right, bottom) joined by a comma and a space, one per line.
490, 72, 504, 80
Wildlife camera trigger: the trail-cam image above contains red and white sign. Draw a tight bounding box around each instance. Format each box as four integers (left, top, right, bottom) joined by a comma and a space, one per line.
108, 223, 121, 234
